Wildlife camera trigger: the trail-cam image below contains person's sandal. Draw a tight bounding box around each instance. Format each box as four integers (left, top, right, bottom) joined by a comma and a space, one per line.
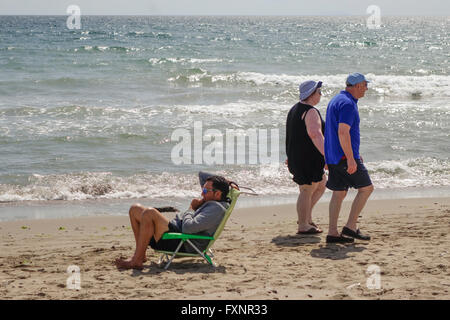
296, 221, 323, 233
310, 222, 323, 233
297, 227, 322, 235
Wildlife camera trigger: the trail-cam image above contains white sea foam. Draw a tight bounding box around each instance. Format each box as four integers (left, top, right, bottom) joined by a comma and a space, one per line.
149, 57, 227, 66
235, 72, 450, 98
168, 71, 450, 98
170, 101, 284, 118
0, 157, 448, 203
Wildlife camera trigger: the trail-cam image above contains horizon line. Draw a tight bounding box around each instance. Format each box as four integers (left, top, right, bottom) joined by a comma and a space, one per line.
0, 13, 449, 17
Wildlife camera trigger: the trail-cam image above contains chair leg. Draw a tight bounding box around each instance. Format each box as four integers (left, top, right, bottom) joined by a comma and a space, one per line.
164, 241, 184, 270
157, 254, 167, 266
185, 239, 215, 267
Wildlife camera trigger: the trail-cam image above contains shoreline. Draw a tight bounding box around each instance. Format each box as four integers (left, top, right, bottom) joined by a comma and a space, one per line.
0, 185, 449, 222
1, 196, 449, 299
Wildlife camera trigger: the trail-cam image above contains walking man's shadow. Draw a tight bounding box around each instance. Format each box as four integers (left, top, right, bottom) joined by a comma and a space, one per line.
310, 243, 366, 260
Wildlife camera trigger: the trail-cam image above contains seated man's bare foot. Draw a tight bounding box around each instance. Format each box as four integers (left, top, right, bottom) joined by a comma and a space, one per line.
131, 255, 147, 263
114, 258, 143, 270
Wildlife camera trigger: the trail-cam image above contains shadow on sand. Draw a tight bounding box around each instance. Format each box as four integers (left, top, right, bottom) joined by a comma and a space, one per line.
271, 233, 322, 247
310, 243, 367, 260
121, 259, 227, 276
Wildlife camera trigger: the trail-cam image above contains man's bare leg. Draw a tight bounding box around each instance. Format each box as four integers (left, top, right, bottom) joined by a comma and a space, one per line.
129, 204, 145, 247
328, 190, 347, 236
128, 204, 154, 262
115, 208, 170, 270
345, 184, 374, 231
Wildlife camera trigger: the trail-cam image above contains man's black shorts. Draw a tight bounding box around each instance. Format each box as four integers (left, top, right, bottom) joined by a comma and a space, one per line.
149, 220, 188, 253
326, 158, 372, 191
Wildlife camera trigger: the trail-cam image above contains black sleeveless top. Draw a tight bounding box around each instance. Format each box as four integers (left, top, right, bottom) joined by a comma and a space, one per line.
286, 102, 325, 177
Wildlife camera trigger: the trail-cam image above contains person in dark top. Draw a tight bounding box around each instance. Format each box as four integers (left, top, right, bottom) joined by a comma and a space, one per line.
286, 80, 327, 234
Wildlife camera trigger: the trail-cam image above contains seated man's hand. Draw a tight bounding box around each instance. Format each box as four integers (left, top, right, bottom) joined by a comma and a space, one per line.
190, 198, 205, 211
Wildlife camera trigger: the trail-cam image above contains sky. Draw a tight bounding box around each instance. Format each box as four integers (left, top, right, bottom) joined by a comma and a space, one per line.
0, 0, 449, 16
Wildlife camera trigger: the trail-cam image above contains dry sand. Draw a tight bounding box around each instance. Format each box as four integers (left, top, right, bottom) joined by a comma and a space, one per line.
1, 196, 449, 300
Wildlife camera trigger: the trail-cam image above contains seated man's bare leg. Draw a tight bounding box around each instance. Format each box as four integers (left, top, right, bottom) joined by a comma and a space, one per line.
129, 204, 145, 246
115, 208, 170, 270
128, 204, 148, 262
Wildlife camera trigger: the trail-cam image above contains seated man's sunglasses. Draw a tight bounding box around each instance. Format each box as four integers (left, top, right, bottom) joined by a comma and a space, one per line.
202, 188, 218, 194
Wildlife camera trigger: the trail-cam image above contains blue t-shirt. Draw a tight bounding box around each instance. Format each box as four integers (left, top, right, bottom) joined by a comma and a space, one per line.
324, 91, 361, 165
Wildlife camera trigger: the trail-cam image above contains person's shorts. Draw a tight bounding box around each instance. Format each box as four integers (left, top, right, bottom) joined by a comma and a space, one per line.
293, 172, 324, 186
326, 158, 372, 191
290, 162, 325, 186
149, 220, 188, 253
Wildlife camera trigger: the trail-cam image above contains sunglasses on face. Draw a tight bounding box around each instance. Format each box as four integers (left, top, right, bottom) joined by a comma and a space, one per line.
202, 188, 218, 194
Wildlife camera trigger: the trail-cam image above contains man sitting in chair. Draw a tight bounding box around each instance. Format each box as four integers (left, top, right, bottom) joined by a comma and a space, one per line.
115, 172, 230, 270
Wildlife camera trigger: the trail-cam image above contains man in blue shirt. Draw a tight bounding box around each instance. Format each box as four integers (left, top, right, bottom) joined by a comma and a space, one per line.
324, 73, 374, 243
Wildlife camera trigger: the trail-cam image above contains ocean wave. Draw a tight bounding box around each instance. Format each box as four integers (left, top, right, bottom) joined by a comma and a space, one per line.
73, 45, 141, 53
234, 73, 450, 99
0, 105, 164, 139
0, 105, 158, 118
0, 172, 200, 202
0, 46, 17, 51
365, 157, 450, 188
167, 71, 450, 98
170, 101, 284, 119
0, 157, 448, 203
125, 31, 172, 38
211, 36, 243, 42
0, 100, 446, 142
148, 57, 227, 66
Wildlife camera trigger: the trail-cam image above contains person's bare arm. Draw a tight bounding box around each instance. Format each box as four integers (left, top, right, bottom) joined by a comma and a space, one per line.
305, 109, 325, 156
338, 123, 357, 174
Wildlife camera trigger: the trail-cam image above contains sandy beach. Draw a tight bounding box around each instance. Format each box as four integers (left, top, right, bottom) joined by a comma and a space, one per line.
0, 196, 449, 300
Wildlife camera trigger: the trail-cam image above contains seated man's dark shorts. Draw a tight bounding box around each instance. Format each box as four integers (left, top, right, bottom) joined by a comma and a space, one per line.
326, 158, 372, 191
149, 220, 188, 253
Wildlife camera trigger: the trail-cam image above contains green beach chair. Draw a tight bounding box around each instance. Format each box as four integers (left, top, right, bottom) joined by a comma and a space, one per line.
155, 187, 255, 270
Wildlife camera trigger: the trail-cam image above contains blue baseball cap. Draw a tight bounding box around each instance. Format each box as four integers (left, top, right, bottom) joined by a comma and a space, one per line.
299, 80, 322, 101
346, 73, 370, 86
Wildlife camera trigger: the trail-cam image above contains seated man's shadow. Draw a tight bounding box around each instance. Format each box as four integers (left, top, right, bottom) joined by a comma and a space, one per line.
271, 234, 322, 247
129, 260, 227, 276
310, 243, 366, 260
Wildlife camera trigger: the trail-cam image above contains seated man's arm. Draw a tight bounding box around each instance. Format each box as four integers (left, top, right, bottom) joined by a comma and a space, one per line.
181, 202, 225, 234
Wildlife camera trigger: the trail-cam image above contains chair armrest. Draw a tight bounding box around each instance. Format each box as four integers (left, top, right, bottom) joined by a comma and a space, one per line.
161, 232, 214, 241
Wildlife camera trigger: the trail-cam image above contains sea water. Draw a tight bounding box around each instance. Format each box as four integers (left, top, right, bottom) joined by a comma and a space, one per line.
0, 16, 449, 220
